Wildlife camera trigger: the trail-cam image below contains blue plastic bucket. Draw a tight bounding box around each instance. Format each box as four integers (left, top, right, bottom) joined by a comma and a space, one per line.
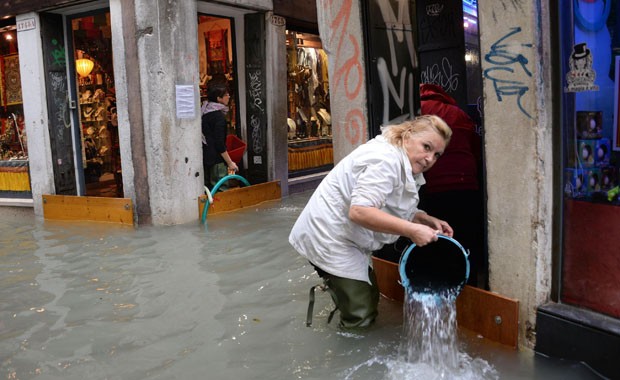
398, 235, 470, 297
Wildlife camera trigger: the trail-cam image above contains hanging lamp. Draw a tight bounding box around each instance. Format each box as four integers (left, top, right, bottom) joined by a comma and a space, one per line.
75, 58, 94, 77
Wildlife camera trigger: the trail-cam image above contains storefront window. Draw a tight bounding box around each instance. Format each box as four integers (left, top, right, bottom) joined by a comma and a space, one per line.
0, 19, 29, 199
561, 0, 620, 319
286, 30, 334, 177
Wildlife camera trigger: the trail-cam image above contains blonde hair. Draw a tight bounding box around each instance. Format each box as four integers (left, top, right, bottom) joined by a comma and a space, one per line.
382, 115, 452, 147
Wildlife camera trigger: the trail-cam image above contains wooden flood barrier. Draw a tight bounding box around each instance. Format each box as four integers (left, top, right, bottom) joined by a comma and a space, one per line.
198, 180, 281, 217
42, 194, 134, 225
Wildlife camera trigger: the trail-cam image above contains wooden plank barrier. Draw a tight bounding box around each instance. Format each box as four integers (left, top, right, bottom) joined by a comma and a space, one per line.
372, 256, 519, 348
42, 194, 134, 225
199, 180, 281, 217
455, 285, 519, 349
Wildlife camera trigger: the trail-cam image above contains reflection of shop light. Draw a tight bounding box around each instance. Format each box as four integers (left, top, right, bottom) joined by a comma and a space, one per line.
75, 58, 94, 77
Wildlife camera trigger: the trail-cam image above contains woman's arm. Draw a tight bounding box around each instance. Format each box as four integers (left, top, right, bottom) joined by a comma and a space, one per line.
220, 151, 239, 172
349, 205, 440, 247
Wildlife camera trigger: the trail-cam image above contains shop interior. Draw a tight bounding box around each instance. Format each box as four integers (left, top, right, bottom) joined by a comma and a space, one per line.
71, 12, 121, 197
0, 18, 29, 198
198, 15, 239, 137
286, 30, 333, 177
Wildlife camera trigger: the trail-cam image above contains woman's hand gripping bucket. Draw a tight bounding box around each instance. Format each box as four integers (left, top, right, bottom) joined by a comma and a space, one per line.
398, 235, 470, 301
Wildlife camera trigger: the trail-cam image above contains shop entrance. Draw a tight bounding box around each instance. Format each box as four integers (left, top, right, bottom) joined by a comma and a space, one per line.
197, 14, 242, 181
67, 10, 121, 198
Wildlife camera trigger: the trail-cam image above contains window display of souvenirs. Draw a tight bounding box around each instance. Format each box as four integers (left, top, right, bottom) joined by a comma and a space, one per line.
286, 30, 333, 176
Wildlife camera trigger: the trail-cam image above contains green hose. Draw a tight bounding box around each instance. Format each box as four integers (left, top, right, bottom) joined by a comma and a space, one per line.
201, 174, 251, 223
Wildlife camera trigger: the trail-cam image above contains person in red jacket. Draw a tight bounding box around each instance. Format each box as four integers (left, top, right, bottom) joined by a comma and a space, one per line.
418, 83, 485, 287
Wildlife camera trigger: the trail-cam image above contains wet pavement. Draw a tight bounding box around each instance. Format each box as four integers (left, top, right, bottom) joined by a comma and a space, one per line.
0, 191, 604, 379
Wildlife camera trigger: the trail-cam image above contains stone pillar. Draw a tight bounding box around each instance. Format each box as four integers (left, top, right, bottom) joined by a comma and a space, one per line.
120, 0, 203, 225
478, 0, 554, 348
264, 13, 289, 196
16, 12, 55, 217
317, 0, 369, 162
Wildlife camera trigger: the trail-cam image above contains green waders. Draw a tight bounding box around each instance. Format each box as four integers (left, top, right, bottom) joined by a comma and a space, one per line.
307, 267, 380, 330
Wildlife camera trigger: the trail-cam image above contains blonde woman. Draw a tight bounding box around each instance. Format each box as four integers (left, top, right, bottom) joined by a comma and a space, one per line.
289, 115, 453, 329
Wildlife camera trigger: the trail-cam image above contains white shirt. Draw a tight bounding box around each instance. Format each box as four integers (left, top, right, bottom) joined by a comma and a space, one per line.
289, 135, 426, 283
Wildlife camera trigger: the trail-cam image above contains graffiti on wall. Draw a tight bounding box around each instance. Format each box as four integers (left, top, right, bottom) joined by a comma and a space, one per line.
374, 0, 417, 127
50, 38, 66, 67
324, 0, 367, 145
483, 26, 533, 119
420, 56, 459, 92
248, 69, 264, 154
418, 2, 460, 92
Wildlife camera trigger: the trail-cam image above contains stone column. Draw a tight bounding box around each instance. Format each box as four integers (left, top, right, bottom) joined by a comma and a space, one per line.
264, 12, 289, 196
16, 12, 54, 216
317, 0, 369, 162
478, 0, 554, 348
119, 0, 203, 225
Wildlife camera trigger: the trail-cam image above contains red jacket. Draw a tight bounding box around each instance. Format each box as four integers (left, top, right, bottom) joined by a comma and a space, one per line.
420, 83, 482, 193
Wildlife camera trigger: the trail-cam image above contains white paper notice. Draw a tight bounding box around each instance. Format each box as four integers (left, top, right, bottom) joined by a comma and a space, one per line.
175, 85, 195, 119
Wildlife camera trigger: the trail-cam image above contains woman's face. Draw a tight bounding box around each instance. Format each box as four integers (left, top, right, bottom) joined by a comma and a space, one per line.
402, 129, 446, 174
218, 92, 230, 105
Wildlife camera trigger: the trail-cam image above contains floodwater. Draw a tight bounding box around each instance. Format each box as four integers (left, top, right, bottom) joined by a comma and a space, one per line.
0, 191, 604, 380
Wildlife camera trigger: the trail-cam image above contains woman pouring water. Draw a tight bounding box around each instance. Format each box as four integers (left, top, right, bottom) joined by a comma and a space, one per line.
289, 115, 454, 330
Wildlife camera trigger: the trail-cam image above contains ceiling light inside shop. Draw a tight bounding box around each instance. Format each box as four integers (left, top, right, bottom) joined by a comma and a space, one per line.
76, 58, 94, 77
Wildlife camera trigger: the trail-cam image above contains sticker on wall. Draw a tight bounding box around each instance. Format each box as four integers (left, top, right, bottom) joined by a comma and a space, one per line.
565, 43, 599, 92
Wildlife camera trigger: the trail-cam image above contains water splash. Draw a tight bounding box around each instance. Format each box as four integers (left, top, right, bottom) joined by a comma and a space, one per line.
343, 289, 498, 380
392, 290, 498, 379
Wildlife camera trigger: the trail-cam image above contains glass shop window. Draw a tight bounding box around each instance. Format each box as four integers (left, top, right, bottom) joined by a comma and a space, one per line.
286, 30, 334, 177
561, 0, 620, 319
0, 19, 30, 199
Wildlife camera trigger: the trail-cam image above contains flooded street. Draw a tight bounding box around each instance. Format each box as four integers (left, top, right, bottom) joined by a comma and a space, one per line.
0, 191, 603, 379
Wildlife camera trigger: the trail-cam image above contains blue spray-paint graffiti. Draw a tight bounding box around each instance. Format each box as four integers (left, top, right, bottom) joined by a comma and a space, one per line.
483, 27, 533, 119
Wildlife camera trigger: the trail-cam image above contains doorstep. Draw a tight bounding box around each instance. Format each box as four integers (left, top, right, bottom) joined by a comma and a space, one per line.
535, 302, 620, 379
0, 197, 33, 207
288, 172, 327, 194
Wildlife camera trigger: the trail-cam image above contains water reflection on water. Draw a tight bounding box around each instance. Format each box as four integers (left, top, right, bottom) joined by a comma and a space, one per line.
0, 192, 602, 380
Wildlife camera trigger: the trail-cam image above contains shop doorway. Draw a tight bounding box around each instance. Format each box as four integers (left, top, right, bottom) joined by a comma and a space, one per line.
67, 10, 121, 198
197, 14, 242, 176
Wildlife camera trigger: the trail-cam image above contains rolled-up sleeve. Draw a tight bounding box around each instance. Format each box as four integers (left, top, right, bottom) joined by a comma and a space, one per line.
350, 153, 398, 209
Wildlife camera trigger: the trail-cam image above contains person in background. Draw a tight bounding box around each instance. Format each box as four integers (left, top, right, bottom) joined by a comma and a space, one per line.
418, 83, 485, 288
202, 81, 238, 190
289, 116, 453, 330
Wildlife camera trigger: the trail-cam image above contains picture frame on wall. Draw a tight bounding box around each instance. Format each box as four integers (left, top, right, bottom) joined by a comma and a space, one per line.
613, 56, 620, 150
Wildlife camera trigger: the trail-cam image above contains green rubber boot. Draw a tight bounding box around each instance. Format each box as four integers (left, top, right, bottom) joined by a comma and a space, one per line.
324, 269, 380, 330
